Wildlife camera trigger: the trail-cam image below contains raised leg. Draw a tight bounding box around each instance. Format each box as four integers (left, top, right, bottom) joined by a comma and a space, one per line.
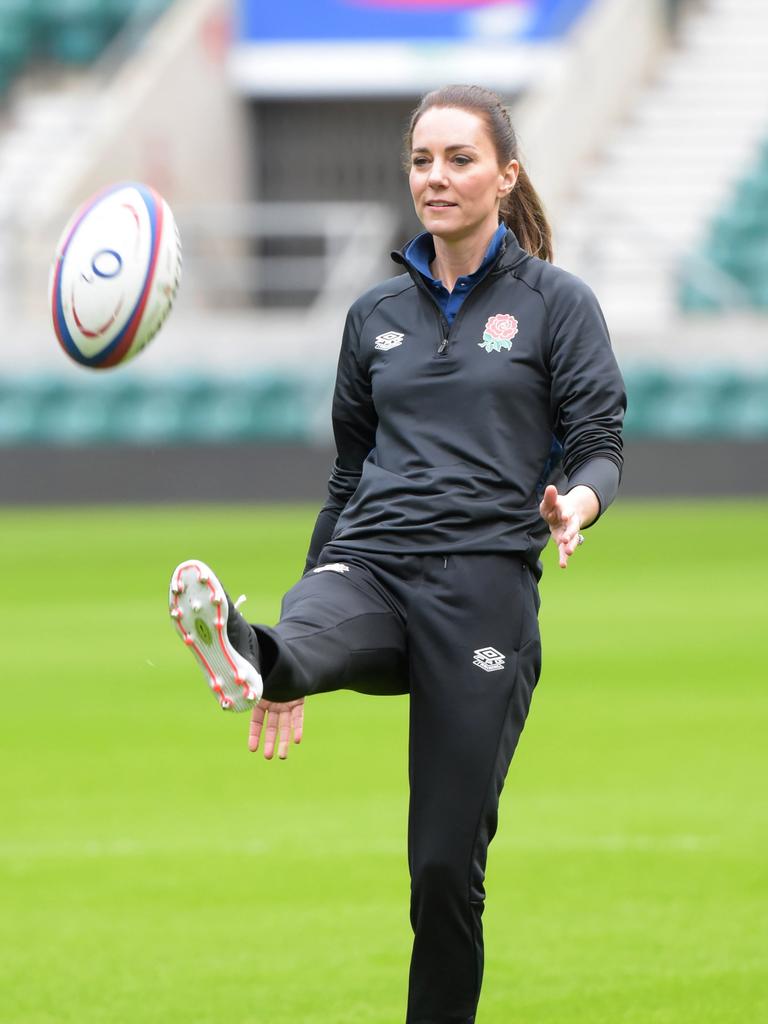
256, 560, 408, 702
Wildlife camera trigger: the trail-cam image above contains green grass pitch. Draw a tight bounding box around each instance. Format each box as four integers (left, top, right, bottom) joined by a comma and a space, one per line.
1, 500, 766, 1024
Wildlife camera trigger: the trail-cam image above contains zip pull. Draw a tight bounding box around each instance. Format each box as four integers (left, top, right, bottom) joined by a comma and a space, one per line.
437, 338, 448, 354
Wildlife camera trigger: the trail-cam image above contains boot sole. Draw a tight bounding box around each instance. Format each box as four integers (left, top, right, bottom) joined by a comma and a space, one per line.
169, 559, 263, 712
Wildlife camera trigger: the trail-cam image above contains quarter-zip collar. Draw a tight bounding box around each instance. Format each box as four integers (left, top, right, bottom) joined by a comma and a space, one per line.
397, 223, 504, 327
391, 227, 529, 355
392, 226, 529, 287
403, 221, 507, 281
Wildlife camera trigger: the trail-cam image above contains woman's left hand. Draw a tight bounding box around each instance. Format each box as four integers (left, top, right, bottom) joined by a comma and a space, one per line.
249, 698, 305, 760
539, 484, 599, 569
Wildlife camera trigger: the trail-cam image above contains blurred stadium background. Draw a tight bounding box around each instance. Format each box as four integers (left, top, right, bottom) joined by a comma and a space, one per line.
1, 4, 767, 1024
0, 0, 766, 500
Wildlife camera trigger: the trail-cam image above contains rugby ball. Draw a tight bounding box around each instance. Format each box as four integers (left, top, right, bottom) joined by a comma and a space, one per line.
49, 182, 182, 369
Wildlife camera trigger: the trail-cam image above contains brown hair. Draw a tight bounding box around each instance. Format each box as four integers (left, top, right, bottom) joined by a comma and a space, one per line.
404, 84, 553, 263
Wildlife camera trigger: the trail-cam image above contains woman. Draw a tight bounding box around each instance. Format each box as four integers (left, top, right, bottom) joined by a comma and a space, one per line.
169, 84, 625, 1023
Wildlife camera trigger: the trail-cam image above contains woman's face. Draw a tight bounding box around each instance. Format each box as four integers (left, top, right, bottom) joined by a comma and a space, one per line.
409, 106, 518, 243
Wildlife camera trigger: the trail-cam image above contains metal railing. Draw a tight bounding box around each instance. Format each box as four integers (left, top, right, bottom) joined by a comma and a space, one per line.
175, 200, 397, 312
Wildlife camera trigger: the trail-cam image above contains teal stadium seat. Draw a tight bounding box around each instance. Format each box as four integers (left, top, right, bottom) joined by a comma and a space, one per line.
726, 374, 768, 436
679, 133, 768, 312
38, 380, 125, 445
677, 270, 722, 313
103, 0, 171, 21
0, 379, 73, 444
0, 3, 34, 92
623, 368, 677, 436
733, 172, 768, 216
0, 384, 39, 444
110, 378, 210, 444
39, 0, 172, 66
648, 370, 748, 438
744, 243, 768, 307
0, 0, 174, 92
201, 382, 270, 443
40, 0, 112, 65
0, 376, 325, 446
100, 0, 174, 41
248, 376, 316, 440
2, 371, 762, 445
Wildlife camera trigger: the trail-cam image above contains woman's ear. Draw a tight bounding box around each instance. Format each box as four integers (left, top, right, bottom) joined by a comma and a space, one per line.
499, 160, 520, 197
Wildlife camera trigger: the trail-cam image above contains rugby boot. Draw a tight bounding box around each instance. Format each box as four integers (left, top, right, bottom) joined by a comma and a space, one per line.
169, 559, 262, 711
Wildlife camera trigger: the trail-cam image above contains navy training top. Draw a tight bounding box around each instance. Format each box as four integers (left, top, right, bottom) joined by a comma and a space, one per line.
305, 228, 626, 575
404, 223, 563, 495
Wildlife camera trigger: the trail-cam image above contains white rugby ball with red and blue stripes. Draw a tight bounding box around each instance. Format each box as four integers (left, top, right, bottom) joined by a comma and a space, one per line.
49, 182, 182, 369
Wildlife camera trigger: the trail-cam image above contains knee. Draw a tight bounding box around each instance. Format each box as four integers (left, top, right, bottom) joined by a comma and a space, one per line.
411, 855, 465, 904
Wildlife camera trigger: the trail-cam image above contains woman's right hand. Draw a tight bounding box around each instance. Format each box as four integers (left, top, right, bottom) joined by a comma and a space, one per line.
248, 698, 305, 760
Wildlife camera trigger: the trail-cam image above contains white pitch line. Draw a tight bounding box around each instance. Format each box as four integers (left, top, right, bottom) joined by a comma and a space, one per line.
0, 838, 268, 859
0, 834, 715, 861
495, 834, 714, 853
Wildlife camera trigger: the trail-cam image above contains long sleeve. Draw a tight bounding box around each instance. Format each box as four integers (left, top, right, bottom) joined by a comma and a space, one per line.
547, 276, 626, 521
303, 305, 379, 572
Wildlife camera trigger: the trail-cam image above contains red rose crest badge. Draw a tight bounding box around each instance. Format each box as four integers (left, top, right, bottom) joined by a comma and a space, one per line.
479, 313, 518, 353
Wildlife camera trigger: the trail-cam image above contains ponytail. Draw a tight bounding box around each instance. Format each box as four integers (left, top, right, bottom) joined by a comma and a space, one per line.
501, 164, 553, 263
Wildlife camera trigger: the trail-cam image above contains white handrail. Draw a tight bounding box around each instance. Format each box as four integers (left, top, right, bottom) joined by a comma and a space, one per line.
176, 200, 397, 311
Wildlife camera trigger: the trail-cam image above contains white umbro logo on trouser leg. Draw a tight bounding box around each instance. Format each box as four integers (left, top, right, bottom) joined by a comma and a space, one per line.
473, 647, 506, 672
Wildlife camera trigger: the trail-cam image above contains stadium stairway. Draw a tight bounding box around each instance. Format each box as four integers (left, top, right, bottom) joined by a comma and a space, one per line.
554, 0, 768, 331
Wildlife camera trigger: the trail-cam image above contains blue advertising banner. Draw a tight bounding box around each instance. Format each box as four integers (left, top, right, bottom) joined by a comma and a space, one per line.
230, 0, 593, 96
237, 0, 591, 43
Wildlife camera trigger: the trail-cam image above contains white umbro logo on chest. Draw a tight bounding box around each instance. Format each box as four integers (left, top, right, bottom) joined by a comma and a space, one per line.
375, 331, 404, 351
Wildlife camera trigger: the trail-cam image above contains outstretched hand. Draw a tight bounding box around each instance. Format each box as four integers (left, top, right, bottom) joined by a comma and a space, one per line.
249, 698, 305, 760
539, 484, 598, 569
539, 484, 582, 568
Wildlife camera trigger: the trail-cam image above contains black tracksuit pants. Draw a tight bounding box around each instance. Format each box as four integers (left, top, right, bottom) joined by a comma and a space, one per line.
254, 543, 542, 1024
